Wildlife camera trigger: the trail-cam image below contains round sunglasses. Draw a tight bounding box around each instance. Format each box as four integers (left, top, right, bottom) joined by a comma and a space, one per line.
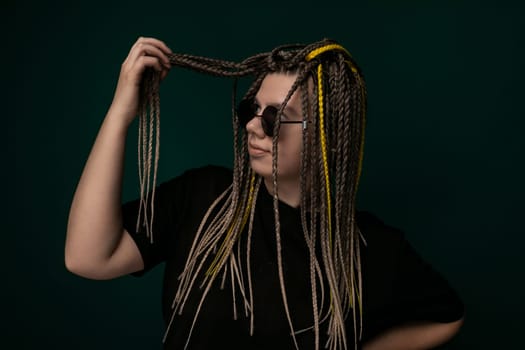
237, 99, 305, 137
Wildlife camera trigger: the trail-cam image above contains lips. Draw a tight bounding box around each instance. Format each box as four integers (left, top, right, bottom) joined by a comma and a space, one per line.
248, 142, 269, 156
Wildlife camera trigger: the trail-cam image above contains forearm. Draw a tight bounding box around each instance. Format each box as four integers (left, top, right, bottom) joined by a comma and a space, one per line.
363, 318, 464, 350
65, 110, 130, 273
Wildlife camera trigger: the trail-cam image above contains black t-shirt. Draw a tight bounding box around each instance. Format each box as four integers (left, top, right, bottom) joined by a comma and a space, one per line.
122, 165, 464, 349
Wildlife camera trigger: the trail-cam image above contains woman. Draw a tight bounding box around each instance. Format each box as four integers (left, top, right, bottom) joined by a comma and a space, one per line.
65, 37, 464, 350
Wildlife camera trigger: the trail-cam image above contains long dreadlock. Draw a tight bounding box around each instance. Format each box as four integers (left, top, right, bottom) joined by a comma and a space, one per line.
135, 39, 368, 350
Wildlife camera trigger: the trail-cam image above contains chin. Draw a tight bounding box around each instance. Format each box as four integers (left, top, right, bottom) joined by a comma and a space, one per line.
249, 158, 301, 184
249, 157, 272, 179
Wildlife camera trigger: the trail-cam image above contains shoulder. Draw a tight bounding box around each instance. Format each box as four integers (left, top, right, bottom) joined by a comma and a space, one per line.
356, 210, 405, 250
161, 165, 232, 192
143, 165, 232, 213
183, 164, 232, 179
173, 164, 232, 182
355, 210, 413, 280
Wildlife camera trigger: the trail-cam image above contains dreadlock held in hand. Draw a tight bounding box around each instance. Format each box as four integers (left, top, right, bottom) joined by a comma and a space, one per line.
135, 39, 367, 350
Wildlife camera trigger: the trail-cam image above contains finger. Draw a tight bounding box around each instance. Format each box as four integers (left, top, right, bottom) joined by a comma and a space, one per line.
132, 36, 172, 55
123, 37, 150, 64
160, 68, 170, 81
138, 37, 172, 55
129, 42, 171, 68
134, 55, 164, 74
123, 37, 172, 66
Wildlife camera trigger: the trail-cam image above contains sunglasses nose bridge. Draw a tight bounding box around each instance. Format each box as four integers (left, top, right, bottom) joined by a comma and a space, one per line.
239, 104, 276, 137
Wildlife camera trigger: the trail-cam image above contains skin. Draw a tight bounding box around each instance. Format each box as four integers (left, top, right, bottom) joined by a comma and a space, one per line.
65, 37, 171, 279
66, 37, 464, 348
362, 318, 464, 350
245, 72, 305, 208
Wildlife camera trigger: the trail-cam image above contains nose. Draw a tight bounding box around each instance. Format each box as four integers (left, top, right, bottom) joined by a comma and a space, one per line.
245, 115, 266, 138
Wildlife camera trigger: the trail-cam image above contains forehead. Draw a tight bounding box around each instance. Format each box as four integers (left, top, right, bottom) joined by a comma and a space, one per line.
255, 73, 301, 106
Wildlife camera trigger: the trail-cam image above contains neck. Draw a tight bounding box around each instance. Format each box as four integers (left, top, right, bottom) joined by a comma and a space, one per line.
263, 176, 301, 208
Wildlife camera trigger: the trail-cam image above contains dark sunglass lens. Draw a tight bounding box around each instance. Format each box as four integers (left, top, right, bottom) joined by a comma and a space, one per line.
262, 106, 278, 137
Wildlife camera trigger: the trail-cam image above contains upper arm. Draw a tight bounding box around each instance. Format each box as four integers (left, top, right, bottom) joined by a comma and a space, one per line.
68, 228, 145, 280
97, 228, 144, 279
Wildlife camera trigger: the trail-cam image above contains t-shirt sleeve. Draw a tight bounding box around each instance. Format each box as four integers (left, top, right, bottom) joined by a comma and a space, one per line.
121, 165, 233, 277
359, 211, 464, 339
121, 170, 192, 276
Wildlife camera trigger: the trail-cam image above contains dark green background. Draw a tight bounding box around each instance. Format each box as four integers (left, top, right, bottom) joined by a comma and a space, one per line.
9, 0, 524, 348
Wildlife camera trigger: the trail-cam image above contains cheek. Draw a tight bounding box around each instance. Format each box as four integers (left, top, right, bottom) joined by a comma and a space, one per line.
278, 136, 303, 166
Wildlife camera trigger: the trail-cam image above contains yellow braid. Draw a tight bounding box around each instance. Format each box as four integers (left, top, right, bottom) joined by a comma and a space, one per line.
306, 43, 352, 62
307, 45, 363, 188
317, 64, 332, 247
206, 173, 256, 276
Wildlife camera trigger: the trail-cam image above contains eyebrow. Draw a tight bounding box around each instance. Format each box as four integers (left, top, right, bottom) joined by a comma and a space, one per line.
254, 97, 301, 118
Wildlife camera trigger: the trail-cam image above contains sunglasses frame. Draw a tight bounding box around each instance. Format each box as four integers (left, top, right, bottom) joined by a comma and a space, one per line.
237, 99, 306, 137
